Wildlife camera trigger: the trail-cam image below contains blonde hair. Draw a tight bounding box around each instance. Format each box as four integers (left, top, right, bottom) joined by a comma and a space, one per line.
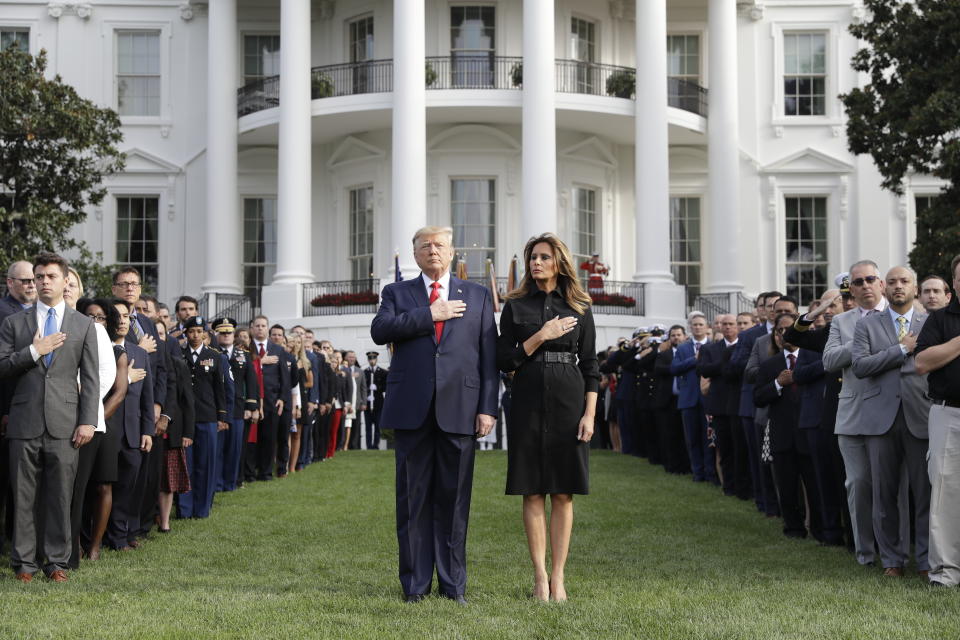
286, 332, 310, 370
67, 267, 84, 297
505, 233, 592, 315
412, 226, 453, 247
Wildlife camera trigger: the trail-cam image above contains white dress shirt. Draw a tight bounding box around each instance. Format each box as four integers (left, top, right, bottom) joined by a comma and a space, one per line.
92, 323, 116, 433
774, 347, 801, 394
421, 271, 451, 302
858, 296, 888, 319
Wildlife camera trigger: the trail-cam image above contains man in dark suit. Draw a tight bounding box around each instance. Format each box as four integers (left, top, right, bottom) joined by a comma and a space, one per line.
0, 260, 37, 551
178, 316, 229, 518
250, 315, 290, 480
214, 317, 259, 491
697, 314, 747, 498
363, 351, 388, 450
112, 268, 166, 437
0, 253, 99, 582
647, 325, 689, 474
754, 314, 822, 539
105, 300, 154, 550
670, 313, 714, 482
371, 225, 498, 605
599, 333, 642, 456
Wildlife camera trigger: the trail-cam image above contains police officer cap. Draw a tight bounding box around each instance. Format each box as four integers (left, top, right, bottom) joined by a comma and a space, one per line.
212, 317, 237, 333
632, 326, 650, 339
366, 351, 379, 358
183, 316, 206, 329
834, 272, 851, 296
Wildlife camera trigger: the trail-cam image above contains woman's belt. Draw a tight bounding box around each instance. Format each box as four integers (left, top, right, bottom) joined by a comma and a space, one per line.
531, 351, 575, 364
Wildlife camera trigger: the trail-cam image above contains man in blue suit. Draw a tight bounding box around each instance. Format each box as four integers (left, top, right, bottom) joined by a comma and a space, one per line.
671, 312, 715, 483
371, 225, 498, 605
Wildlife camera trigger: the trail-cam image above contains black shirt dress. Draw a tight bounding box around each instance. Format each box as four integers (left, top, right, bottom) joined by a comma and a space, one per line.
496, 286, 600, 495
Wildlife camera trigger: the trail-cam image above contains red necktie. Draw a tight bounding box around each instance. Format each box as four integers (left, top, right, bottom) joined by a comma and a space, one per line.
429, 281, 444, 342
259, 343, 266, 358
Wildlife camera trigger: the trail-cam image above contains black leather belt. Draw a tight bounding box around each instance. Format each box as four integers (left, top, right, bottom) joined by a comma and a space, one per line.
932, 398, 960, 409
532, 351, 575, 364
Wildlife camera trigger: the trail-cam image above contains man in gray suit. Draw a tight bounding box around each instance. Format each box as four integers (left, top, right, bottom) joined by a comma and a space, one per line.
823, 259, 897, 566
0, 253, 99, 583
851, 265, 931, 577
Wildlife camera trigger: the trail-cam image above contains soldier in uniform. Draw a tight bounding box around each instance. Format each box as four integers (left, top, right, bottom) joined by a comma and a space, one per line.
178, 316, 228, 519
363, 351, 388, 450
213, 317, 259, 492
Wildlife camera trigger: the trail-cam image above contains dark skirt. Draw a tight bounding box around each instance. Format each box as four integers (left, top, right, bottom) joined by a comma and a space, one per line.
506, 407, 590, 496
162, 447, 191, 494
93, 423, 121, 484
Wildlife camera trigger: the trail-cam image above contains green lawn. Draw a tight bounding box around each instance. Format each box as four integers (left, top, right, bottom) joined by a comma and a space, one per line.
0, 451, 956, 639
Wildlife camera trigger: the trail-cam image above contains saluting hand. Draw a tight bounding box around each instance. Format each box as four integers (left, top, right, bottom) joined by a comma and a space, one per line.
431, 297, 466, 322
33, 326, 66, 356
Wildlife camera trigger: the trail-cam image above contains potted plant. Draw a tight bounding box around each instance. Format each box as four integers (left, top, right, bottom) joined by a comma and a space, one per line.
510, 62, 522, 87
311, 72, 334, 99
605, 69, 635, 99
425, 61, 437, 87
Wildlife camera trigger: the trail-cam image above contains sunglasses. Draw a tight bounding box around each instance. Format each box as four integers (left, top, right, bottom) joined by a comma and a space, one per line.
851, 275, 880, 287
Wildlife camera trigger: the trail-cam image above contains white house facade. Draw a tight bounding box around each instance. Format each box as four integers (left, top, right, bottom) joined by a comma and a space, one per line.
0, 0, 942, 355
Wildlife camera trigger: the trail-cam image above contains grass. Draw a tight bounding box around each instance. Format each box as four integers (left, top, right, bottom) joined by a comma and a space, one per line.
0, 450, 957, 639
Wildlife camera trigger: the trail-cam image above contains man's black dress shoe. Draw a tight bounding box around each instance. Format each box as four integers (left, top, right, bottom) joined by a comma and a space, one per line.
404, 594, 426, 603
441, 594, 467, 606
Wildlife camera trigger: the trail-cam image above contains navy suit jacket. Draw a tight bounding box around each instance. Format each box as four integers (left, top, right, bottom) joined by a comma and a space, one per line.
126, 311, 167, 411
793, 350, 826, 430
729, 323, 769, 417
253, 340, 291, 405
697, 340, 740, 416
371, 274, 498, 435
753, 349, 817, 453
119, 343, 156, 449
670, 339, 703, 410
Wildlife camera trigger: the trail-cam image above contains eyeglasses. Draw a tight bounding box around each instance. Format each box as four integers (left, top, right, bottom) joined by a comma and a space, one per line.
114, 281, 141, 289
8, 278, 34, 286
850, 275, 880, 287
87, 314, 107, 322
775, 327, 788, 335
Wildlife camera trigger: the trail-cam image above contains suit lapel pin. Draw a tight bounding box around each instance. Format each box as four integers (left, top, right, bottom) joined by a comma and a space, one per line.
457, 289, 462, 294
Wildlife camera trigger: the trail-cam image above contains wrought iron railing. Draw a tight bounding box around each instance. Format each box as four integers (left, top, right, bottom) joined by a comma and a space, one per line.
198, 293, 254, 327
425, 55, 522, 90
238, 57, 708, 118
303, 279, 381, 317
688, 291, 754, 323
588, 280, 646, 316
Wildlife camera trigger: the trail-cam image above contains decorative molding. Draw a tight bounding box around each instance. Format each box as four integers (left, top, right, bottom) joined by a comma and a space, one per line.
48, 2, 92, 19
94, 206, 103, 222
160, 126, 171, 139
851, 5, 867, 25
897, 192, 908, 220
839, 176, 849, 220
505, 158, 518, 196
375, 189, 384, 210
557, 189, 569, 213
766, 176, 777, 220
773, 126, 784, 138
179, 2, 195, 21
428, 167, 439, 195
738, 1, 764, 21
315, 0, 335, 21
832, 125, 843, 138
760, 147, 855, 174
608, 1, 634, 21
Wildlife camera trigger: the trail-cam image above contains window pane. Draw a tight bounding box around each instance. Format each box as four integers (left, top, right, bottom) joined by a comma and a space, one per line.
784, 196, 828, 306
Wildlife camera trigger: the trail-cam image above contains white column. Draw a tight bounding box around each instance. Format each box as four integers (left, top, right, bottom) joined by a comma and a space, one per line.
272, 0, 314, 285
202, 0, 241, 293
390, 0, 427, 280
633, 0, 673, 284
521, 0, 557, 242
705, 0, 742, 292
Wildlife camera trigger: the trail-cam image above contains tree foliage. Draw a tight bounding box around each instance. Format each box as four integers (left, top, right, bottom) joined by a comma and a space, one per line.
840, 0, 960, 280
0, 47, 125, 296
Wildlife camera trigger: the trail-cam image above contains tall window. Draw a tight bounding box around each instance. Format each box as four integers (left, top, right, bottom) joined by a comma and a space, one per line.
785, 196, 828, 305
243, 198, 277, 308
349, 186, 375, 282
0, 28, 29, 51
451, 179, 495, 276
783, 33, 826, 116
667, 34, 700, 111
348, 16, 374, 93
116, 196, 159, 292
243, 34, 281, 85
570, 17, 596, 94
572, 187, 598, 268
450, 6, 495, 88
116, 30, 161, 116
669, 197, 701, 307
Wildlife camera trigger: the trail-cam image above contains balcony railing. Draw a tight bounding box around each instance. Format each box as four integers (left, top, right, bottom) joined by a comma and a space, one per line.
197, 292, 254, 327
303, 279, 381, 317
687, 292, 755, 323
237, 58, 708, 118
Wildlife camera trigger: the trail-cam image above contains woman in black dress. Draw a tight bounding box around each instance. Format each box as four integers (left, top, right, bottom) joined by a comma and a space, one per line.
497, 233, 599, 602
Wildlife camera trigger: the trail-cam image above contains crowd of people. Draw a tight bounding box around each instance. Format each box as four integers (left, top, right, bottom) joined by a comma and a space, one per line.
0, 257, 390, 582
592, 258, 960, 587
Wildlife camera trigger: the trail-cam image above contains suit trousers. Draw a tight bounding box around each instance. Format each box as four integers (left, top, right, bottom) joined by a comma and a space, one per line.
69, 430, 102, 568
106, 445, 143, 549
241, 419, 257, 482
805, 428, 846, 545
866, 407, 931, 571
714, 415, 751, 499
394, 406, 476, 597
9, 433, 78, 575
179, 423, 218, 518
838, 434, 910, 565
655, 401, 687, 474
315, 411, 331, 461
741, 417, 764, 511
681, 404, 715, 482
771, 447, 821, 538
617, 399, 638, 456
136, 436, 164, 537
276, 410, 292, 475
255, 403, 280, 480
365, 408, 382, 450
298, 412, 314, 468
927, 404, 960, 586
